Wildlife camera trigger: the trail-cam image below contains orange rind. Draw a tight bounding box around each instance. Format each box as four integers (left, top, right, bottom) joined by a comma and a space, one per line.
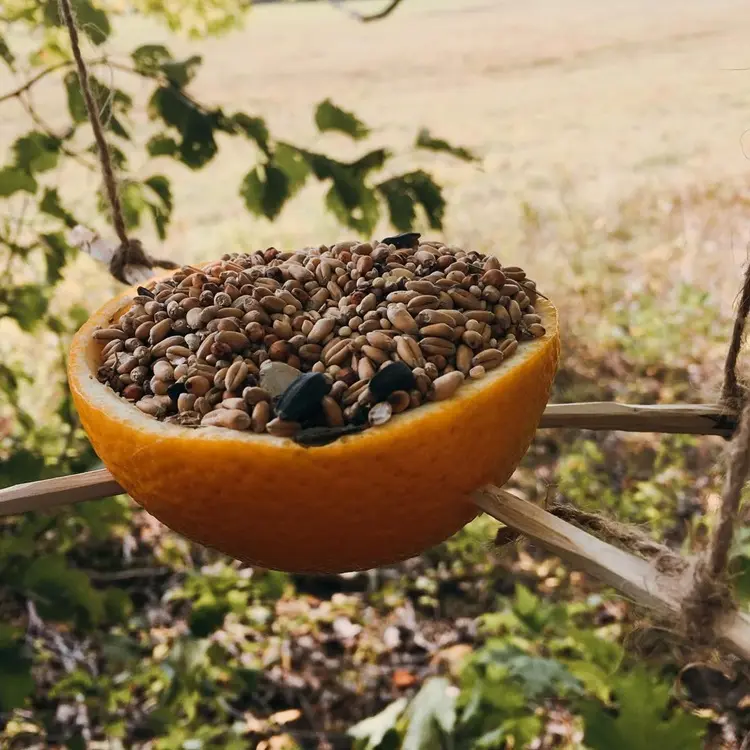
68, 277, 559, 573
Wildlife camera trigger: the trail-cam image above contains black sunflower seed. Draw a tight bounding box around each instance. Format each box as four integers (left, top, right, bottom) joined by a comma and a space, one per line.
381, 232, 421, 250
369, 362, 416, 402
294, 423, 366, 447
136, 286, 154, 298
276, 372, 331, 422
167, 381, 187, 402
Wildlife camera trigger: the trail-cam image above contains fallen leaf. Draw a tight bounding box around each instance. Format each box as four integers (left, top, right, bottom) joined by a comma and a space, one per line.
333, 616, 362, 640
244, 712, 268, 733
270, 709, 302, 726
392, 668, 418, 688
432, 644, 472, 677
258, 736, 299, 750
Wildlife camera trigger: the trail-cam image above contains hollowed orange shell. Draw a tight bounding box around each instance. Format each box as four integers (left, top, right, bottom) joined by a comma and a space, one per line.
68, 284, 559, 573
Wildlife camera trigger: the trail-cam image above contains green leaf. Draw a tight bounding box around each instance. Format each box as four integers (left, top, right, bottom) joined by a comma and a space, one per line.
402, 678, 457, 750
378, 179, 416, 231
0, 167, 37, 197
64, 72, 88, 123
64, 73, 132, 132
240, 164, 290, 220
503, 652, 581, 700
44, 0, 110, 45
147, 134, 179, 158
145, 175, 173, 210
501, 716, 544, 748
40, 233, 69, 284
402, 170, 445, 229
104, 589, 133, 622
66, 735, 86, 750
730, 527, 750, 603
68, 303, 90, 330
144, 175, 173, 239
567, 628, 624, 672
349, 698, 408, 749
315, 98, 370, 140
4, 284, 49, 330
0, 363, 21, 402
0, 34, 14, 68
0, 448, 44, 488
133, 45, 202, 87
97, 181, 144, 230
23, 556, 104, 626
40, 188, 78, 228
132, 44, 172, 77
13, 132, 60, 173
230, 113, 270, 154
326, 181, 380, 234
473, 726, 507, 749
377, 171, 445, 231
566, 660, 613, 703
148, 86, 221, 169
274, 143, 311, 195
415, 128, 478, 162
581, 667, 707, 750
350, 148, 390, 176
189, 596, 230, 637
161, 55, 202, 87
0, 626, 33, 712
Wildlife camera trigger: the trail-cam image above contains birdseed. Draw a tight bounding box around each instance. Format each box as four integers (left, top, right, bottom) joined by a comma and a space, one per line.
95, 234, 546, 445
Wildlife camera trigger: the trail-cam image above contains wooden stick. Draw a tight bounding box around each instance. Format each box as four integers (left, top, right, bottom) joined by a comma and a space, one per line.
0, 402, 738, 518
3, 446, 749, 657
474, 486, 750, 661
0, 469, 121, 515
540, 402, 736, 437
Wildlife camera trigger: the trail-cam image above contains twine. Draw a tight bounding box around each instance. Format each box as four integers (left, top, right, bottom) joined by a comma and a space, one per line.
57, 0, 177, 283
679, 263, 750, 644
547, 501, 689, 574
534, 270, 750, 648
721, 263, 750, 410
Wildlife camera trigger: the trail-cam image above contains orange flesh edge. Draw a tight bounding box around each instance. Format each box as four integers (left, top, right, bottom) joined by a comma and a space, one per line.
68, 284, 560, 573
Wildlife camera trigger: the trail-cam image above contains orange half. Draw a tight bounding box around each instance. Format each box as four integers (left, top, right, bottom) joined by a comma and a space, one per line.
68, 285, 559, 573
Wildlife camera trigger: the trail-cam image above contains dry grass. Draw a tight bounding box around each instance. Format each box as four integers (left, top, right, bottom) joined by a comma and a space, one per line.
3, 0, 750, 413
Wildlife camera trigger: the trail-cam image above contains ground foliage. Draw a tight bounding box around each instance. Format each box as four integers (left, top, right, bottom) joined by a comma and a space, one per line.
0, 1, 749, 748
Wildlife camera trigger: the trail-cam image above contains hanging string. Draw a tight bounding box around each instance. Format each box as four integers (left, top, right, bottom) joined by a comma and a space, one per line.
721, 263, 750, 410
57, 0, 177, 283
679, 264, 750, 643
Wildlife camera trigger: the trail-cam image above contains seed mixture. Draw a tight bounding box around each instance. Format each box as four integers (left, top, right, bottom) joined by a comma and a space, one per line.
94, 233, 546, 447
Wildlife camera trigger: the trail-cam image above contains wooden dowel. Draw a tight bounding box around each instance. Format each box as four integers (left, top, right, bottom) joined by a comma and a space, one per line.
0, 468, 121, 515
474, 486, 750, 661
540, 402, 736, 437
0, 402, 738, 518
2, 438, 749, 658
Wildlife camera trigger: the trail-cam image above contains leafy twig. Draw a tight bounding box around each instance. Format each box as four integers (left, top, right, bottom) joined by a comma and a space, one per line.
0, 59, 82, 104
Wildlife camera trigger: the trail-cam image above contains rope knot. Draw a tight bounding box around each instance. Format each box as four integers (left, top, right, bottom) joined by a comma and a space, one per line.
58, 0, 176, 286
109, 238, 178, 285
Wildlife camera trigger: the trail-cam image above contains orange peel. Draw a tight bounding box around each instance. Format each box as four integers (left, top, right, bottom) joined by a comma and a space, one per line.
68, 281, 559, 573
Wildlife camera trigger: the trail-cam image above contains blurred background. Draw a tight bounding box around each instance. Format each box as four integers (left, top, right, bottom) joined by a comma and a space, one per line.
1, 0, 750, 747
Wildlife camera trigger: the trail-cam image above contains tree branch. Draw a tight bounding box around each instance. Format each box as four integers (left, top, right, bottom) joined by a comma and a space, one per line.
329, 0, 406, 23
0, 59, 78, 104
